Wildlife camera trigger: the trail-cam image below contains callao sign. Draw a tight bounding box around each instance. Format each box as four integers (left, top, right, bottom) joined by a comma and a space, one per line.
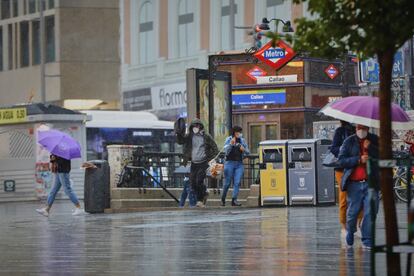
254, 40, 296, 70
246, 66, 267, 81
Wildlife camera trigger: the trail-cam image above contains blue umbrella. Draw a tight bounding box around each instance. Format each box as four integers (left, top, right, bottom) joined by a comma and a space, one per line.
37, 129, 81, 160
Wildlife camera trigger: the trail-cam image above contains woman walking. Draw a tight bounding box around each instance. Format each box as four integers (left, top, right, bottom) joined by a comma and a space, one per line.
221, 126, 250, 206
36, 154, 84, 217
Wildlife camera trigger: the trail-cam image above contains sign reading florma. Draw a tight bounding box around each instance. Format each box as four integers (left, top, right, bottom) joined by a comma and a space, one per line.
325, 64, 339, 79
246, 66, 267, 81
254, 40, 296, 70
232, 89, 286, 105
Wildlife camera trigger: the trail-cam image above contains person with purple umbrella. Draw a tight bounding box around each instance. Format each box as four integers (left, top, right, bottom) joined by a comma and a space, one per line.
36, 154, 84, 217
36, 129, 84, 217
338, 124, 379, 250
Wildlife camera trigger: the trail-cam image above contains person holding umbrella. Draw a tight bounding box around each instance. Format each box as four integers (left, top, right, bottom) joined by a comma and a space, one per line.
35, 129, 84, 217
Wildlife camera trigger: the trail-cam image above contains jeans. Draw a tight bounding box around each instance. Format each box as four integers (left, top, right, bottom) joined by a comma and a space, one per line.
179, 177, 196, 207
346, 181, 379, 247
47, 173, 80, 207
190, 161, 209, 202
222, 161, 244, 200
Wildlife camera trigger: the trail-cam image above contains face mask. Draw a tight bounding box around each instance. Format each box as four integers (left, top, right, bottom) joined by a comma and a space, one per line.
193, 127, 200, 134
356, 129, 368, 139
237, 133, 243, 139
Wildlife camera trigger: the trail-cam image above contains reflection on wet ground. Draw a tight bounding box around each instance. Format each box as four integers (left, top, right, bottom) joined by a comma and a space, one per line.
0, 201, 409, 275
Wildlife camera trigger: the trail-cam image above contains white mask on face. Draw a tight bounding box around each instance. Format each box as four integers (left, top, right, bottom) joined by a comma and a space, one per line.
356, 129, 368, 139
193, 127, 200, 134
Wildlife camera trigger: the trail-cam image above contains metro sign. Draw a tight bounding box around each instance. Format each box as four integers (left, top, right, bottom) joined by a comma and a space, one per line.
325, 64, 339, 79
246, 66, 267, 81
254, 40, 296, 70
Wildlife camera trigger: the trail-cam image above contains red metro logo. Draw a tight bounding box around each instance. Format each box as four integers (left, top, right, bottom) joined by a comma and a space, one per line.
254, 40, 296, 71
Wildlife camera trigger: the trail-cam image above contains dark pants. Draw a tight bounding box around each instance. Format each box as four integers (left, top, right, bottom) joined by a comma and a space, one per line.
190, 161, 208, 202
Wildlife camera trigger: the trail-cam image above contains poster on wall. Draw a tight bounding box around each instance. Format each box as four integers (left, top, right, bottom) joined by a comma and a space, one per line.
186, 69, 232, 149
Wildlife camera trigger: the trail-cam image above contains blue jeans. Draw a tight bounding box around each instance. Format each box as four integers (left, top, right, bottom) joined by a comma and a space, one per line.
47, 173, 80, 207
346, 181, 379, 247
179, 177, 196, 207
222, 161, 244, 200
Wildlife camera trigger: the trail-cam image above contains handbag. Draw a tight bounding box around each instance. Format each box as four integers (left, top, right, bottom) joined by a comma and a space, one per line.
207, 149, 225, 179
322, 150, 340, 167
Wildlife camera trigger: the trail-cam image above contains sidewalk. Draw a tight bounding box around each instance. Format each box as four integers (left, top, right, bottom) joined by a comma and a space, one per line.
0, 200, 409, 275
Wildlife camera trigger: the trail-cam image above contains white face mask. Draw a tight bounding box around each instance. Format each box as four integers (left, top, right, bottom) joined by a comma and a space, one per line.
356, 129, 368, 139
193, 127, 200, 134
236, 133, 243, 139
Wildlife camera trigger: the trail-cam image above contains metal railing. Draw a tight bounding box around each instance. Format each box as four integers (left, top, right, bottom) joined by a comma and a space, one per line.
117, 147, 260, 189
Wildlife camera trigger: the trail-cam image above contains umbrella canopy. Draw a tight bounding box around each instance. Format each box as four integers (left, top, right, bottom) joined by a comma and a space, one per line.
320, 96, 413, 130
37, 129, 81, 160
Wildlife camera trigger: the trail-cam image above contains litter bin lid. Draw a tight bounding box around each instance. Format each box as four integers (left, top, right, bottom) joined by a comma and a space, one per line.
259, 140, 289, 146
288, 139, 319, 145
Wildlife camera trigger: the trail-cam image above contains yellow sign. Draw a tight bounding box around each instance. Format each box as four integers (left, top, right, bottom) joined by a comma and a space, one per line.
287, 61, 304, 67
0, 108, 27, 125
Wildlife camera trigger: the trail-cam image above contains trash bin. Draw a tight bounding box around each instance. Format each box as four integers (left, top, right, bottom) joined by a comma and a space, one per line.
84, 160, 110, 213
287, 139, 335, 205
259, 140, 289, 206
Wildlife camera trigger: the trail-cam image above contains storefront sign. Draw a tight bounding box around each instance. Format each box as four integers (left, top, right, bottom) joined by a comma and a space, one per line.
256, 75, 297, 84
246, 66, 267, 81
0, 108, 27, 125
359, 50, 404, 83
325, 64, 339, 79
254, 40, 296, 70
123, 88, 152, 111
232, 89, 286, 105
151, 82, 187, 111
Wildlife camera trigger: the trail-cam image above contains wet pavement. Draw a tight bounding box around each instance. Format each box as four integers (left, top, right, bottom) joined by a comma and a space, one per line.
0, 201, 410, 275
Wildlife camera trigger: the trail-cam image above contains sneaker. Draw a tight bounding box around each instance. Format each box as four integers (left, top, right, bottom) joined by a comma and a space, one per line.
72, 208, 85, 216
361, 244, 372, 251
35, 208, 49, 217
343, 231, 353, 249
231, 199, 242, 207
355, 227, 362, 238
196, 201, 205, 208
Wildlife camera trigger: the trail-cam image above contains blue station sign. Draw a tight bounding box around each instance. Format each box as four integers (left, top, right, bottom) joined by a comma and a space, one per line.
232, 89, 286, 105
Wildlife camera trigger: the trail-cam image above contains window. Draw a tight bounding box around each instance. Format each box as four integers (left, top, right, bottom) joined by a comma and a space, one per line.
12, 0, 18, 17
0, 27, 3, 71
266, 125, 278, 140
40, 0, 46, 11
28, 0, 36, 13
250, 125, 262, 154
32, 20, 40, 65
8, 24, 13, 70
178, 0, 195, 57
220, 0, 243, 51
264, 0, 292, 45
139, 1, 155, 64
2, 0, 11, 19
46, 16, 55, 62
48, 0, 54, 9
20, 21, 29, 67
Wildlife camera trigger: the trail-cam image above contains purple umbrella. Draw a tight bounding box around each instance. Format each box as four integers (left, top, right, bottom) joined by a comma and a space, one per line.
37, 129, 81, 160
320, 96, 413, 130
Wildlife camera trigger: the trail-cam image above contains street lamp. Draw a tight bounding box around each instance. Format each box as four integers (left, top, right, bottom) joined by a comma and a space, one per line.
259, 17, 294, 33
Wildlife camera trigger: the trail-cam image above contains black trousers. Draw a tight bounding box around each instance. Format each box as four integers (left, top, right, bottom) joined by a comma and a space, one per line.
190, 161, 208, 202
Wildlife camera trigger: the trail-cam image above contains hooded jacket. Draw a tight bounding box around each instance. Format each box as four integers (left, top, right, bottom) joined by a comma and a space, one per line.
176, 119, 219, 165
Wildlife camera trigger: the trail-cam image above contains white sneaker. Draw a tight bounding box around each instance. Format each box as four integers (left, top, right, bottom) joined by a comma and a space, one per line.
355, 227, 362, 238
361, 244, 372, 251
196, 201, 205, 208
36, 208, 49, 217
72, 208, 85, 216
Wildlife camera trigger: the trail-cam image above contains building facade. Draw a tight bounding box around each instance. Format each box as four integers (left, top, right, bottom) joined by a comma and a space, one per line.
0, 0, 120, 110
120, 0, 313, 120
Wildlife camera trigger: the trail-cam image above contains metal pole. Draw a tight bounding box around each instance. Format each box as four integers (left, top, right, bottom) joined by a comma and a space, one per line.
410, 36, 414, 109
39, 0, 46, 103
229, 0, 235, 50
